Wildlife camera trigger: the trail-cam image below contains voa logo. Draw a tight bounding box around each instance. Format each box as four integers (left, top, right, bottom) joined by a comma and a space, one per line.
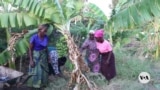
138, 72, 150, 84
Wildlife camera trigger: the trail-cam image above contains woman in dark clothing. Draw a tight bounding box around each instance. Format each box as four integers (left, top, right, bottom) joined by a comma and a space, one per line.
94, 29, 116, 84
28, 24, 50, 88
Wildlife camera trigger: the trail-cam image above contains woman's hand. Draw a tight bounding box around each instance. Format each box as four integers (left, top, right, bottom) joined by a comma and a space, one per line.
30, 60, 35, 68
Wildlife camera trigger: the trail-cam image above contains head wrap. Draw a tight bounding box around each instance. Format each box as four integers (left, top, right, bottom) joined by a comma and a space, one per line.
94, 29, 104, 38
89, 30, 95, 34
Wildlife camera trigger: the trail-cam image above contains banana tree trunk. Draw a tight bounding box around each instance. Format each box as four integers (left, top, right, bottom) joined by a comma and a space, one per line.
55, 23, 98, 89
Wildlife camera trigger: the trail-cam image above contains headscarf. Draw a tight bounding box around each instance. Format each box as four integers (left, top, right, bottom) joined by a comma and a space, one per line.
94, 29, 104, 38
89, 30, 95, 34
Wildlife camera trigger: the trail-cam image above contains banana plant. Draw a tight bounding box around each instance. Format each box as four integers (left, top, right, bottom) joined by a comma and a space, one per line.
0, 0, 160, 64
107, 0, 160, 59
10, 0, 97, 89
0, 0, 108, 65
0, 0, 60, 65
85, 0, 160, 59
107, 0, 160, 30
0, 0, 40, 67
136, 18, 160, 60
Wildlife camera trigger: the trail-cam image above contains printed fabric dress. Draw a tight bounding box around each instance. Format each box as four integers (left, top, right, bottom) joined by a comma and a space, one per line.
81, 39, 100, 73
48, 47, 60, 75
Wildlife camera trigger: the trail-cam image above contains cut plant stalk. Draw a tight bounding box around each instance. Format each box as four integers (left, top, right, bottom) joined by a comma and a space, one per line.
7, 30, 28, 69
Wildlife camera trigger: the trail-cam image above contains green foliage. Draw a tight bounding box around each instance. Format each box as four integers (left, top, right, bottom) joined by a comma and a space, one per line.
65, 60, 74, 71
70, 19, 105, 46
45, 78, 67, 90
0, 29, 37, 65
0, 28, 7, 52
112, 29, 138, 46
0, 39, 7, 52
0, 13, 39, 28
113, 0, 142, 14
0, 0, 85, 65
84, 3, 107, 21
83, 3, 106, 30
0, 26, 54, 65
114, 48, 152, 80
11, 0, 84, 24
70, 22, 88, 46
107, 0, 160, 30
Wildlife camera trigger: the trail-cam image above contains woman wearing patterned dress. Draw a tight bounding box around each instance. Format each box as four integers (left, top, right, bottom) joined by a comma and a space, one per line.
81, 30, 100, 73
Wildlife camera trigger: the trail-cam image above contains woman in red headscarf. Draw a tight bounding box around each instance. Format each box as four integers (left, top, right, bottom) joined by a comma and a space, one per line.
94, 29, 116, 84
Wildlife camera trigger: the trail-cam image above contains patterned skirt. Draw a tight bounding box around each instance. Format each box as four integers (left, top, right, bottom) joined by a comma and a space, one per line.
27, 49, 49, 88
87, 52, 100, 73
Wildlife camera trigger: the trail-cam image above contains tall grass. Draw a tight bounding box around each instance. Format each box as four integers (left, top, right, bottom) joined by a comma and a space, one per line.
114, 48, 152, 80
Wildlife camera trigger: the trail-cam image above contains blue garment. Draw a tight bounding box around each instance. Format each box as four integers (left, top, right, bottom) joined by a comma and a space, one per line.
30, 34, 48, 51
48, 47, 57, 52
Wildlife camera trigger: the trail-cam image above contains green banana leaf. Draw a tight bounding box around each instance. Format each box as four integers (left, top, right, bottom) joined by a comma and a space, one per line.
0, 12, 39, 28
0, 0, 84, 65
11, 0, 84, 24
107, 0, 160, 30
0, 25, 53, 65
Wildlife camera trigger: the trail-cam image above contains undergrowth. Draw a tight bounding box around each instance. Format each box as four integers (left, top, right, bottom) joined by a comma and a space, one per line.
114, 48, 153, 80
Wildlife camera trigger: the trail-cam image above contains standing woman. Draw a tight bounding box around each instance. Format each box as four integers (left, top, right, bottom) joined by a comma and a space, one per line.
28, 24, 50, 88
81, 30, 100, 73
94, 29, 116, 84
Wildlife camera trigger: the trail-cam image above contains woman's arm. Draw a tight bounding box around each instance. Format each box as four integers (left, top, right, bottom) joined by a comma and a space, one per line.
29, 43, 35, 67
106, 52, 111, 65
80, 39, 89, 52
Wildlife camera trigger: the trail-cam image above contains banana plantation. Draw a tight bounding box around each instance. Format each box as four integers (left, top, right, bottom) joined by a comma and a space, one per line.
0, 0, 160, 90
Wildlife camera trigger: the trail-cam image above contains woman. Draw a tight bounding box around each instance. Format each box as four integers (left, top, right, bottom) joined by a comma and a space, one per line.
28, 24, 50, 88
94, 29, 116, 84
48, 46, 67, 77
81, 30, 100, 73
48, 46, 60, 76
